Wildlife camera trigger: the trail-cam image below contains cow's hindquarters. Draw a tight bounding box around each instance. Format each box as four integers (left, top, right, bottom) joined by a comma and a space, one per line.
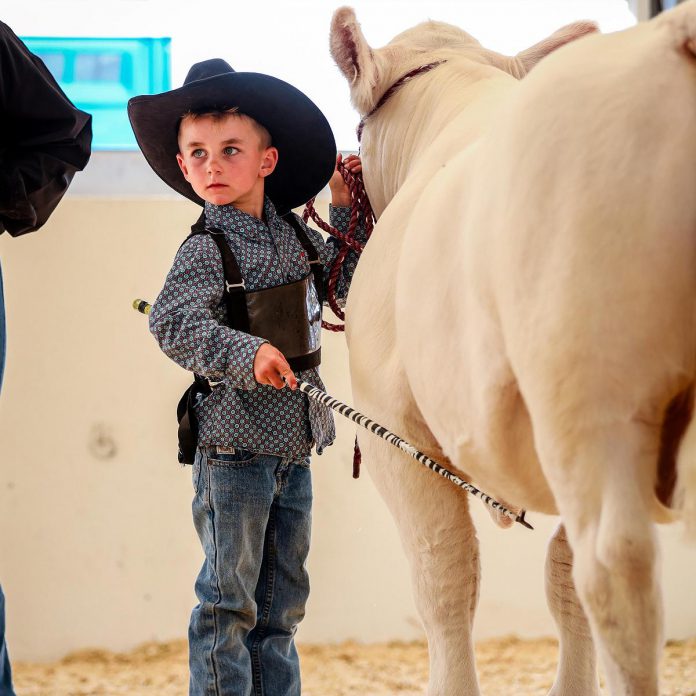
479, 18, 696, 692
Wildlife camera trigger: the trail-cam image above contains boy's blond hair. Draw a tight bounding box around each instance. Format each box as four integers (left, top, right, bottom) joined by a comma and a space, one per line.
178, 107, 273, 149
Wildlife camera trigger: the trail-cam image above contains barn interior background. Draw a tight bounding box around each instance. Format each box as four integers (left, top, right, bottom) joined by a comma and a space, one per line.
0, 0, 694, 665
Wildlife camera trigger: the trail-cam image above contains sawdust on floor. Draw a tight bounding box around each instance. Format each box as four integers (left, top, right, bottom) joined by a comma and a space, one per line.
12, 636, 696, 695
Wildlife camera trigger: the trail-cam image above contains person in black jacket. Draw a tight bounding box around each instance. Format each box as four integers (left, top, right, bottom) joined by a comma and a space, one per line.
0, 21, 91, 695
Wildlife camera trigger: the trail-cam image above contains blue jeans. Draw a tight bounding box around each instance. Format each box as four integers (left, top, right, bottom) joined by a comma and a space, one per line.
0, 261, 15, 696
189, 446, 313, 696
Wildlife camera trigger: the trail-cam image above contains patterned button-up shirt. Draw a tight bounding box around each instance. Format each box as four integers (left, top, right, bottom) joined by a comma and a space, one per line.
149, 197, 363, 457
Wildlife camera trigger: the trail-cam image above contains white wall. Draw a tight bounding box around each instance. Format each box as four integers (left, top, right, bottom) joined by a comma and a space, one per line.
1, 196, 695, 662
0, 195, 421, 662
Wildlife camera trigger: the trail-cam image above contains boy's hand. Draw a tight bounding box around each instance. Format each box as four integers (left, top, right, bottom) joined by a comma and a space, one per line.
253, 343, 297, 390
329, 153, 362, 207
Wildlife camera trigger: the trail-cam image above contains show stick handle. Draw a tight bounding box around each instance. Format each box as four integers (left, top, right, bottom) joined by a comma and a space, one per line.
133, 299, 152, 315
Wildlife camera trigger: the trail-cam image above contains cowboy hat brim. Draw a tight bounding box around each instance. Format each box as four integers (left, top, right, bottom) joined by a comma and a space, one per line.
128, 71, 336, 215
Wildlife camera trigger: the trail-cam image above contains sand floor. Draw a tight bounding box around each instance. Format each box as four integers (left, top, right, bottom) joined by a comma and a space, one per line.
12, 636, 696, 695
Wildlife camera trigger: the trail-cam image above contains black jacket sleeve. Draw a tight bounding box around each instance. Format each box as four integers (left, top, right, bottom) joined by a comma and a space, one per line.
0, 21, 92, 236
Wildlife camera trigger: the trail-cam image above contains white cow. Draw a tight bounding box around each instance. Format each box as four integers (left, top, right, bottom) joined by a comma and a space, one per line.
330, 4, 696, 695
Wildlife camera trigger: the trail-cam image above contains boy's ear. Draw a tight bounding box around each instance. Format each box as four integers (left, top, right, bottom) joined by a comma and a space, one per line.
260, 146, 279, 178
176, 153, 190, 181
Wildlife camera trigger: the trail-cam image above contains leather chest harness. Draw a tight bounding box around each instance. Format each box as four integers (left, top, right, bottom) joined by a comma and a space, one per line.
188, 211, 324, 372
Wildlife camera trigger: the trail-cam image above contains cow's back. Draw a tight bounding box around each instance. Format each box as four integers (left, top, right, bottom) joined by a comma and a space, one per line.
392, 10, 696, 514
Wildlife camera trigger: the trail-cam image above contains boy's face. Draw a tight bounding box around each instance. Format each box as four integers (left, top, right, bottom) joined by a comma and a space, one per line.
176, 113, 278, 213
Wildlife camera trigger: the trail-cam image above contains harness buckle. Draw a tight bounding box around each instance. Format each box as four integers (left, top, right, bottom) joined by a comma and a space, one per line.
225, 279, 245, 292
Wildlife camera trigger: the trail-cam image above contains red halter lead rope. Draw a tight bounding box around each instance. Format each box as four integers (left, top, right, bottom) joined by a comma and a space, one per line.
302, 159, 375, 332
303, 161, 376, 476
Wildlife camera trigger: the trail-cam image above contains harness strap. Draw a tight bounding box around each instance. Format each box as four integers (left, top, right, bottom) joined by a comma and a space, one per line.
282, 212, 324, 305
187, 213, 250, 334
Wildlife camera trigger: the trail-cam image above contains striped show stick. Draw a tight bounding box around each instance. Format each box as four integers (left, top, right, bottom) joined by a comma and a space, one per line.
133, 298, 532, 530
296, 381, 532, 530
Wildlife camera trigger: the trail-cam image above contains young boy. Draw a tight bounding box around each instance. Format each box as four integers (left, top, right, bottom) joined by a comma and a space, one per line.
128, 59, 364, 696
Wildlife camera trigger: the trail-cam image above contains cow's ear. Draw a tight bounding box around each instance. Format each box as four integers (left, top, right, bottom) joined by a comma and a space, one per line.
330, 7, 379, 114
516, 21, 599, 74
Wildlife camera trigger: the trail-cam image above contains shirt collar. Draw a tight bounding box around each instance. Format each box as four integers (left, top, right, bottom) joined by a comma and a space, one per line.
204, 196, 280, 238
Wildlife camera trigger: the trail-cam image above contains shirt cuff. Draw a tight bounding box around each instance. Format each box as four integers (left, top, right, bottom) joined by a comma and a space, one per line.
228, 335, 268, 390
329, 205, 351, 230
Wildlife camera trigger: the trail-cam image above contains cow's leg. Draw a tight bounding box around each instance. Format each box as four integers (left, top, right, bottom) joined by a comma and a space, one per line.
360, 431, 482, 696
545, 523, 600, 696
540, 424, 663, 696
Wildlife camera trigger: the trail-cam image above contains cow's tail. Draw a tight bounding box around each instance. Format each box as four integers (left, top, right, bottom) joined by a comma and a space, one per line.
675, 393, 696, 540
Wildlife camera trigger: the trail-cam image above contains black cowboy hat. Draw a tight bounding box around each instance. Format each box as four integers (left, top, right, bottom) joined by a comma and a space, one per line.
127, 59, 336, 215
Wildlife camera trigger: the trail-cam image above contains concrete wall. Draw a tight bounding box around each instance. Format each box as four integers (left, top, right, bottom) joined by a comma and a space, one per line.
1, 196, 695, 661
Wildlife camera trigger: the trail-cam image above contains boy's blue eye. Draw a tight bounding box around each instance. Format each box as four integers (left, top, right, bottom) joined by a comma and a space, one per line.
192, 148, 205, 158
223, 146, 239, 156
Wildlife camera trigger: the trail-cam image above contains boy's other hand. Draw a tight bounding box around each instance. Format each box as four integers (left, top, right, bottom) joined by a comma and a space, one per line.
253, 343, 297, 389
329, 153, 362, 207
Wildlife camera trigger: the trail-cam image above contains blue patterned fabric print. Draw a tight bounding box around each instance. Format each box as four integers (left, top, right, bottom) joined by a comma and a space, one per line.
149, 197, 365, 457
